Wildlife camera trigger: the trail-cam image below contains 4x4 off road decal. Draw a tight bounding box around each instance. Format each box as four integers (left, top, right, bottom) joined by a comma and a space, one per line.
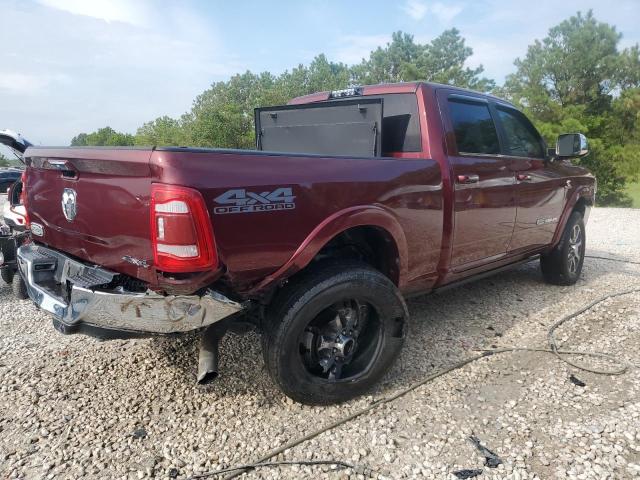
213, 187, 296, 214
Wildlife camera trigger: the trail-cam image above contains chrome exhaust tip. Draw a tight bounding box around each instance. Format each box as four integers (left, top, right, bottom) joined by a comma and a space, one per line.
196, 322, 228, 384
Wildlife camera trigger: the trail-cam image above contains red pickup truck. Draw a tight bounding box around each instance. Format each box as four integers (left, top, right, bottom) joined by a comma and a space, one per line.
14, 82, 595, 404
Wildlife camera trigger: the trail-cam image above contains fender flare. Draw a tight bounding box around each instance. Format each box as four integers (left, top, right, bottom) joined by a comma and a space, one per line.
551, 185, 595, 247
248, 205, 409, 294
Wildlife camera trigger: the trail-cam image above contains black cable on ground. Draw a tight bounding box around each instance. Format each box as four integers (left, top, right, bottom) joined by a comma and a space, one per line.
585, 254, 640, 265
546, 287, 639, 374
193, 258, 639, 480
190, 460, 360, 478
203, 352, 493, 479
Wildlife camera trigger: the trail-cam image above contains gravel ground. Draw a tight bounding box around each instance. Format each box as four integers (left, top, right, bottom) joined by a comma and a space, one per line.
1, 207, 639, 480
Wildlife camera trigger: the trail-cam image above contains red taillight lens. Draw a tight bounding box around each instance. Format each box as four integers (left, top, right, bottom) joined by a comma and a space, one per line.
150, 184, 217, 272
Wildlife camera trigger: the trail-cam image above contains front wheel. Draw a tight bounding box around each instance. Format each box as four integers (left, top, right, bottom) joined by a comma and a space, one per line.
262, 262, 408, 405
540, 211, 585, 285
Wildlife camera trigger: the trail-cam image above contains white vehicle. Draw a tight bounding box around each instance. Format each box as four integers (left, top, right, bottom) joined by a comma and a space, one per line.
0, 130, 30, 298
0, 129, 31, 158
2, 180, 27, 232
0, 130, 29, 232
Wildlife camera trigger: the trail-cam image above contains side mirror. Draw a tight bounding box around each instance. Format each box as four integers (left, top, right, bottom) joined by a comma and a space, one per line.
556, 133, 589, 158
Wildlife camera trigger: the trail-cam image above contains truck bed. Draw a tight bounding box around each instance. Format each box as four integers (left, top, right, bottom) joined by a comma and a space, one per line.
24, 146, 443, 295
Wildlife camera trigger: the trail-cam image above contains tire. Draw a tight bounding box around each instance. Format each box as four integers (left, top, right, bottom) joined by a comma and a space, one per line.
1, 267, 14, 285
540, 211, 585, 286
12, 272, 28, 299
262, 261, 408, 405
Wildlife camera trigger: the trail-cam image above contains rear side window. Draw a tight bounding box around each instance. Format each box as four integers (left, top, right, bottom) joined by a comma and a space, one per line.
448, 99, 500, 155
379, 93, 421, 153
338, 93, 421, 153
496, 107, 544, 158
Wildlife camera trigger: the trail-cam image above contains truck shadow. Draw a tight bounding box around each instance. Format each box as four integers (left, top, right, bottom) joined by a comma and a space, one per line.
151, 251, 637, 403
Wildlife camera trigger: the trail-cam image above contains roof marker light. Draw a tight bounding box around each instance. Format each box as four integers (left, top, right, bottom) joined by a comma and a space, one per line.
329, 87, 363, 98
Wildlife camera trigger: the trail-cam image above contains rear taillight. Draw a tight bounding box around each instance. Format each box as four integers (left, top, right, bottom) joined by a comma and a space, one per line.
150, 184, 217, 272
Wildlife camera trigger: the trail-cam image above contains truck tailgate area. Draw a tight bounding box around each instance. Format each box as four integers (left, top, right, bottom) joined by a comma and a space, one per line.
25, 148, 156, 283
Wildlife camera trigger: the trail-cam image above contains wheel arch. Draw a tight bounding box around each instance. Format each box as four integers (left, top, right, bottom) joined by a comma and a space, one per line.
551, 185, 594, 248
248, 205, 408, 295
308, 224, 402, 285
572, 196, 591, 218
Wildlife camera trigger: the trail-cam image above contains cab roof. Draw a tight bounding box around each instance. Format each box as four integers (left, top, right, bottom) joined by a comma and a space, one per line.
288, 81, 514, 108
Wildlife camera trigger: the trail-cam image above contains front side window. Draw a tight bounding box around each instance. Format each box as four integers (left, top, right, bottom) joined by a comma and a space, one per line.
448, 99, 500, 155
496, 107, 544, 158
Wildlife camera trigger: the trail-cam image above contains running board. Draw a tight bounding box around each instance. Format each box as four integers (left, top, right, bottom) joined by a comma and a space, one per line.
431, 255, 540, 295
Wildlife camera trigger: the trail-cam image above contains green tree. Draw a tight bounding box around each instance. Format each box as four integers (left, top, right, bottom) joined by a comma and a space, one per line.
409, 29, 494, 91
70, 127, 134, 146
132, 31, 496, 150
351, 31, 422, 84
135, 116, 185, 147
139, 55, 355, 150
70, 132, 88, 146
183, 72, 265, 149
65, 19, 640, 206
352, 30, 494, 91
503, 11, 640, 205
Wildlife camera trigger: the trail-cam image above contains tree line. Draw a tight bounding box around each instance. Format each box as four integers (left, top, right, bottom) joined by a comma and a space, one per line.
71, 11, 640, 206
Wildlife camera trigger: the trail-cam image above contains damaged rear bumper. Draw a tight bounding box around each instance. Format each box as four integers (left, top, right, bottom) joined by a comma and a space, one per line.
16, 243, 244, 336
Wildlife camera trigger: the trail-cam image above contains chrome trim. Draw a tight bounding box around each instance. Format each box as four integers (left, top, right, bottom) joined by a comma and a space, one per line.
61, 188, 77, 222
45, 159, 68, 168
30, 222, 44, 237
16, 244, 243, 334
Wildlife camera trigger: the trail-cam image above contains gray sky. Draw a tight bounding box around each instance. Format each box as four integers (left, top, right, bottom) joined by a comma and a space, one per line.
1, 0, 639, 149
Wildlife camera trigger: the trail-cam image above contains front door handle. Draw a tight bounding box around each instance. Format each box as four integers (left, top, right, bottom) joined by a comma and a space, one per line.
517, 173, 532, 182
457, 174, 480, 184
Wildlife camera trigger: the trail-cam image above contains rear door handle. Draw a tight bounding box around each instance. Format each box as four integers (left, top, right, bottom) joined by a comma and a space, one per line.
457, 174, 480, 184
517, 173, 532, 182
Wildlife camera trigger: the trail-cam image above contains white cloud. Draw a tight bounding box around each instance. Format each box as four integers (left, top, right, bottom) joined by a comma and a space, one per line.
0, 73, 50, 94
332, 34, 391, 64
0, 72, 72, 95
3, 0, 639, 146
36, 0, 151, 26
463, 37, 528, 81
402, 0, 429, 21
458, 0, 640, 81
0, 1, 243, 145
401, 1, 462, 23
430, 3, 463, 24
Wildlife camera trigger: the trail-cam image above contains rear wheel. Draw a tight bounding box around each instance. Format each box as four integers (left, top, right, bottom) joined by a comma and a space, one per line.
12, 272, 28, 299
262, 262, 408, 405
540, 211, 585, 285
